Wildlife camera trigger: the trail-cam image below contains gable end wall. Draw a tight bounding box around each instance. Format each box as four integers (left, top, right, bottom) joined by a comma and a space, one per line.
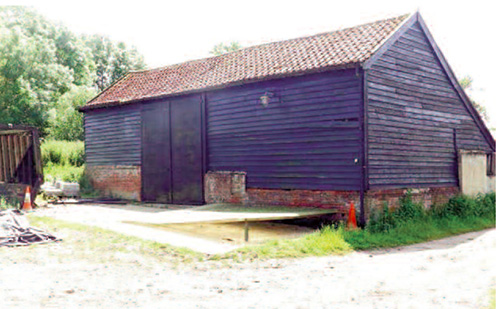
365, 21, 492, 189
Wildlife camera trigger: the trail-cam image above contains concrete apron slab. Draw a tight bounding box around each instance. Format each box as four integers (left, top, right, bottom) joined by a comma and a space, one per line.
38, 205, 239, 254
122, 204, 338, 225
39, 203, 336, 254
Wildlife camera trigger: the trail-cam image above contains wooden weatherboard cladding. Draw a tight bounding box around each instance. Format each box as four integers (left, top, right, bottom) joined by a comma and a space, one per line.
365, 20, 493, 189
84, 105, 141, 166
206, 69, 363, 191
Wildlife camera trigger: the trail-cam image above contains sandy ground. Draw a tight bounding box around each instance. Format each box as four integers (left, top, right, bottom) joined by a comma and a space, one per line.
0, 205, 496, 308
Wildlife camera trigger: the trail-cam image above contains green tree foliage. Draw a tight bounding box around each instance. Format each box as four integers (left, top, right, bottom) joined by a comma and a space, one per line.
210, 41, 242, 56
459, 75, 489, 122
47, 85, 97, 141
0, 6, 146, 137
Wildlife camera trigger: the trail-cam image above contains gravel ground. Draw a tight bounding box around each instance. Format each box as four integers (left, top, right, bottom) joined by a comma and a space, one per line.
0, 205, 495, 308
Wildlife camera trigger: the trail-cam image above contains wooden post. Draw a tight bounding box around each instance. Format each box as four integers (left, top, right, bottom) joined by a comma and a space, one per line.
244, 219, 249, 242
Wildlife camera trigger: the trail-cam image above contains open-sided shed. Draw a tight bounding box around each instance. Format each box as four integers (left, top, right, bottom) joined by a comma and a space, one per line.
80, 13, 495, 223
0, 124, 43, 204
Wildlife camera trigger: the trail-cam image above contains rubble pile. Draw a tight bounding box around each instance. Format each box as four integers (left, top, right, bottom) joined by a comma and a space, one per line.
0, 210, 60, 247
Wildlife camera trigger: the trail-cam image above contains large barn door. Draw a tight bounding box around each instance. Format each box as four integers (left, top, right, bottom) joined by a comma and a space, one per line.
142, 102, 172, 203
170, 96, 204, 204
141, 97, 203, 204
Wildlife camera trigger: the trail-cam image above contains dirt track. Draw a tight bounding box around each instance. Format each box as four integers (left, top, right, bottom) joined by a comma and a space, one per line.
0, 208, 495, 308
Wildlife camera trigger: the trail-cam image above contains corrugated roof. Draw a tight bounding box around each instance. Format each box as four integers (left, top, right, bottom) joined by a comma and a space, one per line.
83, 14, 409, 110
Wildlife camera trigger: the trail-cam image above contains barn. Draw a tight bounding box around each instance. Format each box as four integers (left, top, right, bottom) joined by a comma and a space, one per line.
80, 13, 495, 224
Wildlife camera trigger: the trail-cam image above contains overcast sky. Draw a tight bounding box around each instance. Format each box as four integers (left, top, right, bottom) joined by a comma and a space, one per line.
3, 0, 498, 129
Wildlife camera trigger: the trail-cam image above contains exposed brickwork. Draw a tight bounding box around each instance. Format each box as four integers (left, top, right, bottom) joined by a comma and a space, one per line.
245, 188, 356, 209
204, 171, 460, 222
204, 171, 356, 222
85, 165, 141, 201
205, 171, 246, 204
365, 187, 459, 218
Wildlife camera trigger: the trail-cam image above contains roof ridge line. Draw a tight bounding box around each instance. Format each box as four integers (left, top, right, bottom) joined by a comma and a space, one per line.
130, 13, 411, 75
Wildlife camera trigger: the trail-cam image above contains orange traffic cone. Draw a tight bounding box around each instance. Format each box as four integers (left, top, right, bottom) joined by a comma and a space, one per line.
22, 186, 33, 211
347, 202, 357, 229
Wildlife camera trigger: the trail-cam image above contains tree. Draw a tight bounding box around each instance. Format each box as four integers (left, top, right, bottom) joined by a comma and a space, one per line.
47, 85, 97, 141
210, 41, 242, 56
0, 6, 147, 138
86, 35, 146, 91
459, 76, 489, 122
0, 7, 73, 132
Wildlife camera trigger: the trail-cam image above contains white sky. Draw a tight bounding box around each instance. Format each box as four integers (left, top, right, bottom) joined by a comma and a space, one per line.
2, 0, 498, 130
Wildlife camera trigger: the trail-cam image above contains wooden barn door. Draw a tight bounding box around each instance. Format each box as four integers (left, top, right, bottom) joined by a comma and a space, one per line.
141, 96, 203, 204
170, 96, 204, 204
142, 102, 172, 203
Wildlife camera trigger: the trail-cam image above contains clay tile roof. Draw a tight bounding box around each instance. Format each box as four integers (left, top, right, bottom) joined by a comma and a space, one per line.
83, 14, 409, 110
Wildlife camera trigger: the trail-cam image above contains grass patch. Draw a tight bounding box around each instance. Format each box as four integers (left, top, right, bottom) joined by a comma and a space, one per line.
41, 140, 85, 167
216, 192, 495, 261
344, 215, 494, 250
214, 225, 352, 261
25, 192, 495, 264
41, 140, 97, 196
490, 289, 496, 309
43, 162, 84, 183
28, 215, 204, 264
344, 191, 495, 250
0, 196, 18, 210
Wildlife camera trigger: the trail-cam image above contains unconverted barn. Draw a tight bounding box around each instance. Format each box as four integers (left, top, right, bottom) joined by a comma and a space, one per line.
80, 13, 495, 224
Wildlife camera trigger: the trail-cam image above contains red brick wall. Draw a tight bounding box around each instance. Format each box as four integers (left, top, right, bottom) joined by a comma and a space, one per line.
365, 187, 459, 217
205, 171, 247, 204
245, 188, 357, 209
85, 165, 141, 201
204, 171, 460, 222
204, 171, 356, 210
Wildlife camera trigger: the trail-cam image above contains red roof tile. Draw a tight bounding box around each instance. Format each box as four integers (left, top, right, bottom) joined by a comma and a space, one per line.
83, 14, 409, 110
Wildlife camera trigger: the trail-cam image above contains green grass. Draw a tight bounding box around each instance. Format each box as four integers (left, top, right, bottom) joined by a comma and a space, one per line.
26, 192, 495, 264
40, 140, 97, 196
0, 196, 18, 210
216, 225, 352, 261
43, 162, 84, 183
28, 215, 204, 264
41, 140, 85, 167
344, 215, 495, 250
490, 289, 496, 309
216, 192, 496, 260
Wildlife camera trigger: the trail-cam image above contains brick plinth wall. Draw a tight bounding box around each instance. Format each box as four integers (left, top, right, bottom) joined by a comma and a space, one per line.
365, 187, 460, 218
205, 171, 247, 204
205, 171, 356, 211
205, 171, 460, 222
85, 165, 141, 201
245, 188, 357, 209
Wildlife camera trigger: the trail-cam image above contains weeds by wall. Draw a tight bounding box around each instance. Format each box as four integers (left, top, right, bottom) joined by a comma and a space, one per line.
41, 140, 95, 195
366, 191, 495, 234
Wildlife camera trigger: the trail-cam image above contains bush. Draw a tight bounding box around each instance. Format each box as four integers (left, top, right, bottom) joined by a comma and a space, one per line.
41, 140, 85, 167
41, 140, 98, 197
367, 203, 396, 233
394, 190, 426, 222
0, 196, 18, 210
367, 191, 496, 234
434, 192, 495, 219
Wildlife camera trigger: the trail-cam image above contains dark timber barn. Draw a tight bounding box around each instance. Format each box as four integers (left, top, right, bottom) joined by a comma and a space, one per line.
80, 13, 495, 224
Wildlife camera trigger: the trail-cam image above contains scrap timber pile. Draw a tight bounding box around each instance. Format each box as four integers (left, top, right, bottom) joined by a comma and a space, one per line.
0, 210, 60, 247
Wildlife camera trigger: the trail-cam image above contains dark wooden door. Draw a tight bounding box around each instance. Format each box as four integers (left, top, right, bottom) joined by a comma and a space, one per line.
141, 97, 203, 204
171, 96, 204, 204
142, 102, 172, 203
